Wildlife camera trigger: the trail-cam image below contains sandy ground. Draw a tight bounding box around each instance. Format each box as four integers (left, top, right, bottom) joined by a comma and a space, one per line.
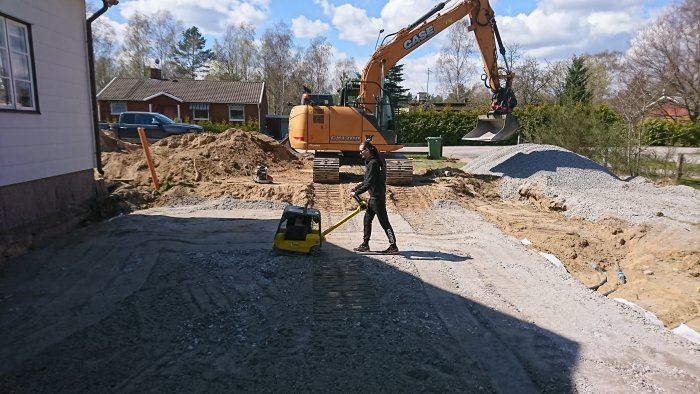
1, 130, 699, 392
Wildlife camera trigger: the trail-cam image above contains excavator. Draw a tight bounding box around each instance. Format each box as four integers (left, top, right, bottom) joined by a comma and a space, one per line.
288, 0, 518, 185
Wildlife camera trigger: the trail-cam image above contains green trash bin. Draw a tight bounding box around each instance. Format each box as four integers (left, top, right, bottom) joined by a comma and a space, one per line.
426, 136, 442, 160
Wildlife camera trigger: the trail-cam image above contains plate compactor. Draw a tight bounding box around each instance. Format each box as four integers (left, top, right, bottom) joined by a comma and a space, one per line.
273, 195, 367, 254
254, 165, 273, 184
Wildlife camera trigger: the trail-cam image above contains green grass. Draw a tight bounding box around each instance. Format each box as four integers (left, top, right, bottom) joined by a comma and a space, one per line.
404, 153, 462, 173
633, 154, 700, 191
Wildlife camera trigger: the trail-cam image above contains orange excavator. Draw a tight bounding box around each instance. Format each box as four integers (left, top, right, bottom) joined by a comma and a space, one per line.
288, 0, 518, 185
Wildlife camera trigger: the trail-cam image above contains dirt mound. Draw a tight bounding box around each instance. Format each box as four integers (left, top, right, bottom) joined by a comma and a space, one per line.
99, 130, 139, 153
101, 129, 303, 188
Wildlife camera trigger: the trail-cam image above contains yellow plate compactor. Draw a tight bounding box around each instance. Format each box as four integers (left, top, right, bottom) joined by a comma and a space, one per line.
273, 195, 367, 254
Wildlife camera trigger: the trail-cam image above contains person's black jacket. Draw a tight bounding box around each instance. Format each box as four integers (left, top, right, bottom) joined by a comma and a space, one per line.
354, 154, 386, 199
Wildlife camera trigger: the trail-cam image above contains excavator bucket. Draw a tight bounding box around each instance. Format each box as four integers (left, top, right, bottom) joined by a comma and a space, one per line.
462, 113, 519, 142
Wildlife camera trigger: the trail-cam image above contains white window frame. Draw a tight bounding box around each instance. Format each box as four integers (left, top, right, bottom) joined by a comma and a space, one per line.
191, 102, 209, 121
0, 14, 37, 112
229, 104, 245, 122
110, 101, 127, 115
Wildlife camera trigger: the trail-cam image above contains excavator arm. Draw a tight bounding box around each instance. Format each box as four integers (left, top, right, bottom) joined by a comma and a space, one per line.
358, 0, 518, 141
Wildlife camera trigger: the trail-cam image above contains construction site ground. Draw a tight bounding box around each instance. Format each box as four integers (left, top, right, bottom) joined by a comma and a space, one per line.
0, 129, 699, 392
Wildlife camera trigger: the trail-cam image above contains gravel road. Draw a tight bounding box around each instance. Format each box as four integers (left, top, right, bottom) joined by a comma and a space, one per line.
1, 198, 698, 393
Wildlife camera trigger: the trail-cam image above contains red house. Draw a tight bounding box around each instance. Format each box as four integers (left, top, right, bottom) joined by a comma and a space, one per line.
648, 95, 690, 121
96, 77, 268, 131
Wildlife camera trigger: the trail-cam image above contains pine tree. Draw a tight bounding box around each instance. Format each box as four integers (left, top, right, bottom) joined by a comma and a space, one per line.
384, 64, 411, 107
173, 26, 213, 79
561, 55, 592, 104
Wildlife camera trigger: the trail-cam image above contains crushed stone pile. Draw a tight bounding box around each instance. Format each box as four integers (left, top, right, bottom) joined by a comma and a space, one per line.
100, 129, 303, 187
464, 144, 700, 227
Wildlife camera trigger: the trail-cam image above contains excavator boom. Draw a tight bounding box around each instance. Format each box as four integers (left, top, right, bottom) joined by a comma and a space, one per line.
358, 0, 518, 141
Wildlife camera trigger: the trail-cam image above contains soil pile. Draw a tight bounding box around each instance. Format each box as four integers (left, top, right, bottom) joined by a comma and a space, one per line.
101, 129, 302, 187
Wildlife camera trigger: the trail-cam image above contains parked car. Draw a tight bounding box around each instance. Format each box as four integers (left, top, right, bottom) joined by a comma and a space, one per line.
104, 111, 203, 140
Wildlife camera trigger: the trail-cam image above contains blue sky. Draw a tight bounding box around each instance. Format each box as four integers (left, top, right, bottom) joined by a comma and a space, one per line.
92, 0, 672, 95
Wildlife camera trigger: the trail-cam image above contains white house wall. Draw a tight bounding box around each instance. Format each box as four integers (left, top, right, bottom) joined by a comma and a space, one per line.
0, 0, 95, 187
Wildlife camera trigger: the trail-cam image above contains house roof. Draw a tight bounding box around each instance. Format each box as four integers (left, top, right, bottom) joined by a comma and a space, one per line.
97, 78, 265, 104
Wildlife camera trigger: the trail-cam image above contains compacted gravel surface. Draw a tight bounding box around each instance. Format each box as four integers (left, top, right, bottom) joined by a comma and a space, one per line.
0, 199, 698, 393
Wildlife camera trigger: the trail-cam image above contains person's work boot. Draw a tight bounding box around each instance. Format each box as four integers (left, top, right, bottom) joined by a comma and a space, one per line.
382, 244, 399, 254
353, 243, 370, 252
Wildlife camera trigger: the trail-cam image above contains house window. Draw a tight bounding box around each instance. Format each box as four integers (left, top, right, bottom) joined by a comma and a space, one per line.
229, 104, 245, 122
190, 102, 209, 120
110, 101, 127, 115
0, 14, 37, 111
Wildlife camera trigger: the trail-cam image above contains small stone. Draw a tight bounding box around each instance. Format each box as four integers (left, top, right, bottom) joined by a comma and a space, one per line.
643, 270, 654, 276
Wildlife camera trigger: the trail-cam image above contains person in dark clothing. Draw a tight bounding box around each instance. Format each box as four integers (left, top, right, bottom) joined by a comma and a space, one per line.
349, 141, 399, 254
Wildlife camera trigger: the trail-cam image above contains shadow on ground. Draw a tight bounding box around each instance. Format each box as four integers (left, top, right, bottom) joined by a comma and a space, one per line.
0, 213, 578, 393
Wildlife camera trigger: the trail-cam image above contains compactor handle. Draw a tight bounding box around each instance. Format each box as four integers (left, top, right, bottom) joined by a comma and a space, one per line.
352, 194, 368, 210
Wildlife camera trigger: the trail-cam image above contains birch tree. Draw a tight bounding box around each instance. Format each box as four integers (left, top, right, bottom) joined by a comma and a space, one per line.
260, 22, 296, 114
119, 12, 153, 78
436, 19, 476, 101
209, 23, 259, 81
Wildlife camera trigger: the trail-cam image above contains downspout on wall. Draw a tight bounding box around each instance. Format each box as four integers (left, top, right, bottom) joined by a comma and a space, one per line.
87, 0, 118, 175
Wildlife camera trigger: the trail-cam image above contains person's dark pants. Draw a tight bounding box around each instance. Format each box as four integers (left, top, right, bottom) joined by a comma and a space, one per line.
363, 197, 396, 245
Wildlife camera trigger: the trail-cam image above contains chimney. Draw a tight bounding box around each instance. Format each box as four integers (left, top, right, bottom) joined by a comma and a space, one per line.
150, 67, 162, 80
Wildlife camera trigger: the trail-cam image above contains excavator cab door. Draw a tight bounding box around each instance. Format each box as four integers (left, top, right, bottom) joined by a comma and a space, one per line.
462, 113, 519, 142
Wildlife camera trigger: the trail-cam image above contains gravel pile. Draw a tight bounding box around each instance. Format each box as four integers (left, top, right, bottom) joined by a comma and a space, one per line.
464, 144, 700, 227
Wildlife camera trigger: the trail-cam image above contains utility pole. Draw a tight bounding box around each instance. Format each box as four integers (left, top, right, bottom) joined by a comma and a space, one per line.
427, 68, 431, 96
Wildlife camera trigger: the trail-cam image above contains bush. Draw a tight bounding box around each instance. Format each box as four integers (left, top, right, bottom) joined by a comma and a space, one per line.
398, 108, 516, 145
195, 118, 260, 134
642, 119, 700, 147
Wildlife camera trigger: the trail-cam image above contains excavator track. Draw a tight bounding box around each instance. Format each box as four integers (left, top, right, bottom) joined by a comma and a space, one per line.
312, 157, 340, 184
385, 155, 413, 186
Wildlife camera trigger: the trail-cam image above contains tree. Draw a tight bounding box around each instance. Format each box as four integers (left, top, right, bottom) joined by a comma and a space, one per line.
260, 22, 296, 114
436, 19, 476, 101
332, 57, 360, 92
208, 23, 259, 81
119, 12, 153, 78
173, 26, 213, 79
625, 0, 700, 121
585, 51, 622, 104
513, 56, 550, 105
150, 10, 182, 79
384, 64, 411, 107
299, 36, 333, 94
561, 55, 592, 104
90, 15, 118, 91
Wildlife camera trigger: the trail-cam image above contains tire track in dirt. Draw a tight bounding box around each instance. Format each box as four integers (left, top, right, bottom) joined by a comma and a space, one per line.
388, 185, 460, 236
312, 258, 379, 320
311, 183, 363, 234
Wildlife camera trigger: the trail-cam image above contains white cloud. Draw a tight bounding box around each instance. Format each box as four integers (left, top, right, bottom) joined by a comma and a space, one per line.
292, 15, 330, 39
498, 1, 654, 60
95, 14, 127, 45
314, 0, 441, 46
331, 4, 384, 46
400, 52, 441, 95
378, 0, 438, 32
118, 0, 270, 38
